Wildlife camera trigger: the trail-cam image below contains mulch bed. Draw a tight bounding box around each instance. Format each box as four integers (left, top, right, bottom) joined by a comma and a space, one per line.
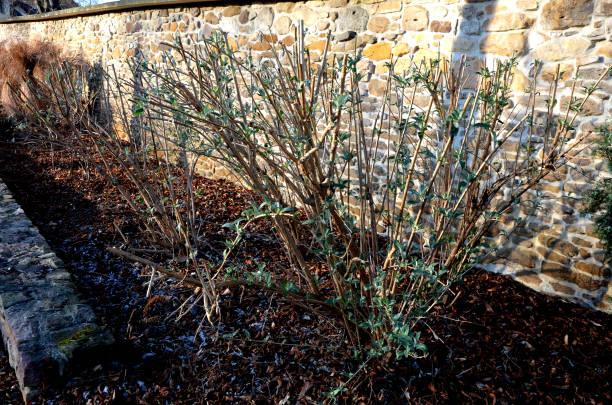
0, 128, 610, 404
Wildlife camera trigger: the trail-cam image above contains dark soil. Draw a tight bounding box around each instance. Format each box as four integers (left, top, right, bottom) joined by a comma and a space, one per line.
0, 131, 610, 404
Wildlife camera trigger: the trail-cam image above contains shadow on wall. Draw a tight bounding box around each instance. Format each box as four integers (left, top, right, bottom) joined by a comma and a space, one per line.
451, 0, 610, 309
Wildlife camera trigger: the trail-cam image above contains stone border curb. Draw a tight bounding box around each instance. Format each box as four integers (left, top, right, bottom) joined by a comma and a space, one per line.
0, 181, 114, 403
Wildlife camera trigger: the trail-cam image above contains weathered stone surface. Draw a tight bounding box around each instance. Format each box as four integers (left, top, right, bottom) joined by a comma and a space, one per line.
515, 271, 544, 287
274, 15, 292, 35
368, 78, 387, 97
334, 31, 357, 43
363, 42, 392, 61
574, 261, 611, 278
377, 0, 402, 14
596, 43, 612, 58
204, 12, 218, 24
532, 37, 592, 61
368, 16, 390, 33
540, 0, 594, 30
0, 182, 113, 402
442, 37, 475, 53
485, 13, 533, 31
543, 268, 607, 291
252, 7, 274, 28
480, 32, 528, 56
402, 6, 428, 31
550, 282, 576, 295
392, 42, 415, 57
517, 0, 539, 10
293, 5, 323, 27
502, 247, 539, 268
537, 247, 571, 265
595, 0, 612, 15
222, 6, 241, 18
540, 63, 574, 81
328, 0, 348, 8
459, 19, 481, 35
560, 95, 603, 116
336, 7, 369, 32
430, 20, 452, 33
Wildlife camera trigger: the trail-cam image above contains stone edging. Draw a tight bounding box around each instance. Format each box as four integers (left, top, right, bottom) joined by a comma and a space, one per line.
0, 181, 113, 403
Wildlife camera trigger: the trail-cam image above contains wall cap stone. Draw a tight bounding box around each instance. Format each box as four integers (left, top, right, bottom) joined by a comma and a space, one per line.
0, 0, 269, 24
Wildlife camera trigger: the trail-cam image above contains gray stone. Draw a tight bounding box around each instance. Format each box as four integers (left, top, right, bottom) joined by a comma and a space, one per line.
335, 31, 356, 42
0, 182, 113, 403
252, 7, 274, 28
336, 6, 369, 32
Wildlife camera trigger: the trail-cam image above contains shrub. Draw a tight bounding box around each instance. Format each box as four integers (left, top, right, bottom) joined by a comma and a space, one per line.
137, 32, 611, 362
10, 33, 610, 367
0, 39, 63, 116
583, 125, 612, 256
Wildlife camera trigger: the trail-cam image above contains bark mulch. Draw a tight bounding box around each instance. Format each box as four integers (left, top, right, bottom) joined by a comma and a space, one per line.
0, 133, 610, 404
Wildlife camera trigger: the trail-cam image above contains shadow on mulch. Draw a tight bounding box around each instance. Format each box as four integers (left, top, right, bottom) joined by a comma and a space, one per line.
0, 126, 610, 404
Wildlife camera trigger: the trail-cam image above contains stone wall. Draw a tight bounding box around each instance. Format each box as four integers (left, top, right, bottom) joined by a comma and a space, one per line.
0, 0, 610, 312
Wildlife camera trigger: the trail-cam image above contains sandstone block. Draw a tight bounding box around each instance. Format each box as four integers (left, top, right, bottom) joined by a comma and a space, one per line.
274, 15, 292, 35
560, 95, 603, 116
368, 16, 390, 33
368, 79, 389, 98
307, 39, 328, 53
222, 6, 241, 18
363, 42, 392, 61
515, 271, 543, 287
550, 281, 576, 295
275, 2, 296, 13
552, 240, 580, 258
510, 68, 531, 92
318, 20, 330, 31
503, 247, 539, 268
485, 13, 533, 32
402, 6, 428, 31
540, 0, 594, 30
595, 0, 612, 15
392, 42, 414, 57
480, 32, 528, 56
442, 37, 475, 53
377, 0, 402, 14
328, 0, 349, 7
540, 63, 574, 81
578, 65, 611, 80
205, 12, 219, 25
293, 6, 323, 27
239, 9, 249, 24
596, 43, 612, 58
532, 38, 592, 61
430, 20, 452, 33
252, 42, 272, 51
537, 247, 571, 265
517, 0, 540, 10
574, 261, 611, 278
543, 268, 606, 291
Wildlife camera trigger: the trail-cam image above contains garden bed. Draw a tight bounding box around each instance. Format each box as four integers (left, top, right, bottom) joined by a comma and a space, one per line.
0, 130, 610, 404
